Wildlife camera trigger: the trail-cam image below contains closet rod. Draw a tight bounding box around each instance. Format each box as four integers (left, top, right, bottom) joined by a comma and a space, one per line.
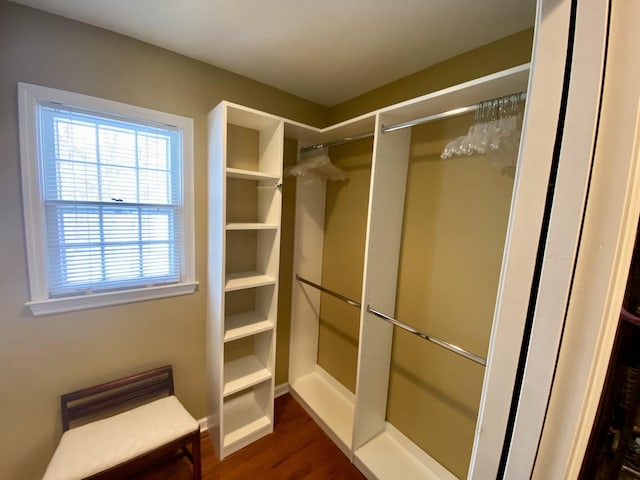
296, 274, 361, 308
366, 305, 487, 366
381, 91, 527, 133
299, 91, 526, 154
300, 132, 374, 155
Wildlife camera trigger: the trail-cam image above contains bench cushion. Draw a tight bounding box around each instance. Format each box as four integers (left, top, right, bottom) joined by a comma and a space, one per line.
43, 395, 199, 480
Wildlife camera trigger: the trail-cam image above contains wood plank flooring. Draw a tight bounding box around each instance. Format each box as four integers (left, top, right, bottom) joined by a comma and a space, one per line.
136, 393, 366, 480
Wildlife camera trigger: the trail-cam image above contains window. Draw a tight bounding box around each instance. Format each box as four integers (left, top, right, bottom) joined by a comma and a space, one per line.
18, 83, 196, 315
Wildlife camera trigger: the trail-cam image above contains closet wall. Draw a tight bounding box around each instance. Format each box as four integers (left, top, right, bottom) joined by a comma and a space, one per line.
389, 116, 516, 478
275, 138, 298, 384
328, 28, 534, 125
317, 139, 373, 392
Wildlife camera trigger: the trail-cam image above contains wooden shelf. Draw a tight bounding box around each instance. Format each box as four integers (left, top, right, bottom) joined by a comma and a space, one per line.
224, 311, 274, 342
226, 222, 278, 231
226, 167, 279, 181
223, 354, 271, 396
225, 271, 276, 291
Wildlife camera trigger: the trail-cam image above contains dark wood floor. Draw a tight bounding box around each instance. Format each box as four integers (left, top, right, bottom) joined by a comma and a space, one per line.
136, 393, 366, 480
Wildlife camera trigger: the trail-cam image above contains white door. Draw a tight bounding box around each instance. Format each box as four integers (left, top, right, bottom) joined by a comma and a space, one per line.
470, 0, 612, 477
530, 0, 640, 477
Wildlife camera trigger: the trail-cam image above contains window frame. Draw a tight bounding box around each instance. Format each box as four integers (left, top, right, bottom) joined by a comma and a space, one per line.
18, 83, 197, 316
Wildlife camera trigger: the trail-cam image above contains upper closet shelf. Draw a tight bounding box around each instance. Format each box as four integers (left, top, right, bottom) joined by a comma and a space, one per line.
282, 63, 530, 150
226, 168, 280, 181
378, 63, 530, 128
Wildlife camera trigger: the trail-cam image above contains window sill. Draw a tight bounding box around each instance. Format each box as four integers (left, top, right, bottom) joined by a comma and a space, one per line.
26, 282, 199, 316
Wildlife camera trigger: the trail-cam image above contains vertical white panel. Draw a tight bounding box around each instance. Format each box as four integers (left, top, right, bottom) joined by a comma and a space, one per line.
503, 0, 609, 476
535, 0, 640, 476
258, 121, 284, 225
206, 102, 227, 454
469, 0, 574, 477
352, 115, 411, 451
289, 169, 327, 382
258, 121, 284, 176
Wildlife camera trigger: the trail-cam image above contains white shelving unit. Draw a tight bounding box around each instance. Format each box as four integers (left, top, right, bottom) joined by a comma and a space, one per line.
206, 101, 284, 459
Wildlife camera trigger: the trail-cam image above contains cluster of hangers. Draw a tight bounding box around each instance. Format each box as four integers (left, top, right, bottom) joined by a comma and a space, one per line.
441, 92, 525, 161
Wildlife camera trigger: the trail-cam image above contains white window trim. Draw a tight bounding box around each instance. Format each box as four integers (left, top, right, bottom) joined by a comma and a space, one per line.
18, 82, 197, 316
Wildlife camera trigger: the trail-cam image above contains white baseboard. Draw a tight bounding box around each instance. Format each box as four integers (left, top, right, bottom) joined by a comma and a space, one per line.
197, 417, 208, 432
275, 382, 290, 398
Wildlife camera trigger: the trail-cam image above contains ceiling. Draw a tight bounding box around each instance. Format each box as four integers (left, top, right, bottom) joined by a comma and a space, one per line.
10, 0, 536, 106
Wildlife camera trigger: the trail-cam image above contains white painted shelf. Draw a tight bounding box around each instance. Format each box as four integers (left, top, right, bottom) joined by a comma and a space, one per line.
378, 63, 530, 128
354, 427, 457, 480
223, 354, 272, 396
225, 271, 276, 291
226, 222, 278, 230
226, 167, 279, 181
224, 311, 274, 342
223, 392, 271, 451
289, 369, 354, 457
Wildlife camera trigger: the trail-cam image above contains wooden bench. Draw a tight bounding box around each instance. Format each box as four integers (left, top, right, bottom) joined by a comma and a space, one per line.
43, 365, 201, 480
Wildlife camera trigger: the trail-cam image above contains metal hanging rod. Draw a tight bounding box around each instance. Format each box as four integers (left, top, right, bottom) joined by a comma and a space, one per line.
295, 274, 486, 365
381, 91, 527, 133
382, 105, 476, 133
295, 274, 361, 308
366, 305, 487, 366
256, 183, 282, 190
300, 132, 374, 155
299, 91, 527, 153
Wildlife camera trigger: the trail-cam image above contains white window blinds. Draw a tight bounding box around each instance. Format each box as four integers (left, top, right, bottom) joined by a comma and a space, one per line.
38, 102, 184, 297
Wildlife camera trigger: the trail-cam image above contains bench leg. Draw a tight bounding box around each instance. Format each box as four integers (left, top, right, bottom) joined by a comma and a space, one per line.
192, 432, 201, 480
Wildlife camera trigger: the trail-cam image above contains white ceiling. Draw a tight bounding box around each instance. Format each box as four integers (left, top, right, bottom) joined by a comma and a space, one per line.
11, 0, 536, 106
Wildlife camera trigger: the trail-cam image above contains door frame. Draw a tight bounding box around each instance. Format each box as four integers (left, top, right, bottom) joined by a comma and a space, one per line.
532, 0, 640, 476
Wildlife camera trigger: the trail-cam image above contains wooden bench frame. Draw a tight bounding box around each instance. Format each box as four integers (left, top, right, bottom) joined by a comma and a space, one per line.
59, 365, 201, 480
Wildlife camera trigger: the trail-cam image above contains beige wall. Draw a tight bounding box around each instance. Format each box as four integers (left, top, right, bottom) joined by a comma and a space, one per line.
317, 139, 373, 392
0, 2, 325, 479
328, 28, 534, 125
388, 117, 516, 478
277, 138, 298, 386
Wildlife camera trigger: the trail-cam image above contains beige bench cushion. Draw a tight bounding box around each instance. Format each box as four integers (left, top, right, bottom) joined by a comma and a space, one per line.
43, 395, 199, 480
